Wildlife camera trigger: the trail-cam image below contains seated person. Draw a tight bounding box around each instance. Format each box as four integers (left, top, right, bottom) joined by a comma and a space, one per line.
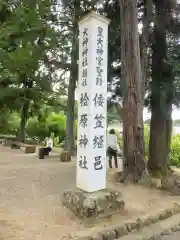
45, 137, 53, 154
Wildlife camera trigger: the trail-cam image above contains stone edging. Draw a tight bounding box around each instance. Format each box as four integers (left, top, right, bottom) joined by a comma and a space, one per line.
78, 203, 180, 240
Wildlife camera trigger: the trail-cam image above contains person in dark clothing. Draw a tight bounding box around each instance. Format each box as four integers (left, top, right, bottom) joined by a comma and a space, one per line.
107, 129, 119, 168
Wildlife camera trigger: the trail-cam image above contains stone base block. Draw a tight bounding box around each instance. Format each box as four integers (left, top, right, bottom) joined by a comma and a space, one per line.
3, 139, 12, 147
24, 145, 36, 154
60, 151, 71, 162
11, 142, 21, 149
62, 189, 124, 219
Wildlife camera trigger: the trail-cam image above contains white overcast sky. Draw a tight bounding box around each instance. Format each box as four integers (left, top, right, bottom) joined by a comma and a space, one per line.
143, 108, 180, 120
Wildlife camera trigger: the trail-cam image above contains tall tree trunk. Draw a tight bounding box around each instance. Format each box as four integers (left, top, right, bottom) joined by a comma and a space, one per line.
18, 100, 29, 142
18, 77, 32, 142
148, 0, 173, 175
66, 4, 79, 156
140, 0, 152, 97
119, 0, 145, 182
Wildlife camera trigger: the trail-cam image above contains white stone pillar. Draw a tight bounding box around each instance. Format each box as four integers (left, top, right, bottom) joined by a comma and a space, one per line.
76, 12, 110, 193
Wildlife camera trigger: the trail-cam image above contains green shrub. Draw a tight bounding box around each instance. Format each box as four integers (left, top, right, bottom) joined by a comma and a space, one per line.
26, 112, 67, 143
0, 134, 17, 141
24, 138, 37, 145
26, 117, 49, 141
170, 134, 180, 167
8, 113, 20, 135
59, 140, 65, 148
0, 112, 20, 135
144, 124, 149, 158
47, 112, 66, 142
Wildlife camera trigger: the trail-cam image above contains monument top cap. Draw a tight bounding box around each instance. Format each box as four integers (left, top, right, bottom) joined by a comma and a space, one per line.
78, 11, 110, 26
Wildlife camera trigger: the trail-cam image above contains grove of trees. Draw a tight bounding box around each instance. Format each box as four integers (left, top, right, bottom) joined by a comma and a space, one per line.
0, 0, 180, 181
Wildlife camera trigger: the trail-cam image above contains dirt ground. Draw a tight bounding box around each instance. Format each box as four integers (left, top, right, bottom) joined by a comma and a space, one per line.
0, 146, 180, 240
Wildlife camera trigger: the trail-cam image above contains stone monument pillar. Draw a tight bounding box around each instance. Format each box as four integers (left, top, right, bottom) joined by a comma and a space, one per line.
62, 12, 124, 219
76, 11, 109, 193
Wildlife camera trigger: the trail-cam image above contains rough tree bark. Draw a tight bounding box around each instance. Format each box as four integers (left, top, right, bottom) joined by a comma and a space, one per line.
66, 3, 79, 156
18, 78, 32, 142
119, 0, 145, 182
18, 75, 33, 142
18, 100, 30, 142
140, 0, 153, 97
148, 0, 173, 175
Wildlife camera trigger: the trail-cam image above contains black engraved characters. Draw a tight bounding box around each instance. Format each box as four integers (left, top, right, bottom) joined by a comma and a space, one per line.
79, 156, 88, 169
93, 93, 104, 107
80, 93, 89, 107
81, 28, 88, 86
94, 114, 104, 129
96, 27, 104, 86
82, 68, 88, 86
79, 114, 88, 128
94, 156, 103, 170
79, 134, 88, 148
93, 135, 104, 149
96, 67, 103, 86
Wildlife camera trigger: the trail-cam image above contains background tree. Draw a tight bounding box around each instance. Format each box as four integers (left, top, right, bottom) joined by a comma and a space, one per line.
119, 0, 145, 182
148, 0, 180, 175
0, 0, 60, 141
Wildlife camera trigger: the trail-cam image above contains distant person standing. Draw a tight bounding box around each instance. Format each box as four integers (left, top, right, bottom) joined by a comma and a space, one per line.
45, 136, 53, 154
107, 129, 119, 168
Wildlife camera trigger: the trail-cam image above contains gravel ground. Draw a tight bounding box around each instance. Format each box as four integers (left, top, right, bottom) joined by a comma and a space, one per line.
163, 233, 180, 240
1, 146, 180, 240
0, 146, 81, 240
152, 226, 180, 240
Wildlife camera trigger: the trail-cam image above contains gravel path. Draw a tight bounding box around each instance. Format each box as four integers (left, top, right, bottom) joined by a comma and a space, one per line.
154, 229, 180, 240
0, 146, 81, 240
163, 233, 180, 239
1, 146, 180, 240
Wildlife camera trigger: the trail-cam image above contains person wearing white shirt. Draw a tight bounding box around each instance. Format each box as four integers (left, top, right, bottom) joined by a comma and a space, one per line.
45, 137, 53, 153
107, 129, 119, 168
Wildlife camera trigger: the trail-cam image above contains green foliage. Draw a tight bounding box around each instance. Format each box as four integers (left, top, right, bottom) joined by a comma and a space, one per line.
0, 111, 20, 135
0, 134, 17, 141
7, 112, 20, 135
170, 134, 180, 167
144, 124, 150, 158
26, 117, 49, 141
47, 112, 66, 142
0, 0, 62, 141
26, 112, 67, 143
143, 126, 180, 167
107, 104, 120, 123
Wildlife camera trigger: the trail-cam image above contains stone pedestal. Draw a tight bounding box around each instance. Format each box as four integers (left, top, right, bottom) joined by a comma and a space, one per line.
60, 151, 71, 162
62, 189, 124, 219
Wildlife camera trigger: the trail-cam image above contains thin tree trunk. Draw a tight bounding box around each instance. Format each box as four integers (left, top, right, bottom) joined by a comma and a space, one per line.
18, 100, 29, 142
119, 0, 145, 182
66, 77, 76, 155
18, 77, 32, 142
66, 3, 79, 156
166, 107, 172, 168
